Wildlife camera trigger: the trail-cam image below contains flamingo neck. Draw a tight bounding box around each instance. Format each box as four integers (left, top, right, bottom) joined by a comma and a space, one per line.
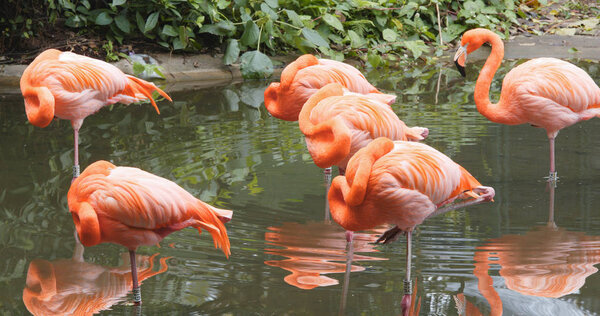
473, 34, 513, 124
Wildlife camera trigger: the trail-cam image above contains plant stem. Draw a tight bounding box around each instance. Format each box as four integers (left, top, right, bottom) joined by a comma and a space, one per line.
275, 20, 302, 30
257, 24, 263, 52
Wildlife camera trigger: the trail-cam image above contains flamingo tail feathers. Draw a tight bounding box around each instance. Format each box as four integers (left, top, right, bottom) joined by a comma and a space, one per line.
364, 92, 397, 105
455, 165, 483, 199
122, 75, 172, 114
190, 202, 232, 258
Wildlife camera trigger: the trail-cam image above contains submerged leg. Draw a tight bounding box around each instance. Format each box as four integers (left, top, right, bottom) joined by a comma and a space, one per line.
129, 250, 141, 305
401, 231, 412, 316
338, 237, 354, 316
548, 136, 558, 182
73, 128, 81, 179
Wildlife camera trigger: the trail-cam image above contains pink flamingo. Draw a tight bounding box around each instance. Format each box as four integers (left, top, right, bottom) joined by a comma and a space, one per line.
328, 137, 495, 316
454, 28, 600, 181
264, 54, 396, 121
299, 83, 428, 174
68, 160, 232, 305
20, 49, 172, 177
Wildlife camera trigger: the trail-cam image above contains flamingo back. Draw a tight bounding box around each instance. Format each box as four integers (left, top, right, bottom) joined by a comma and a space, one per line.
21, 49, 171, 129
299, 83, 415, 169
329, 138, 482, 232
263, 54, 396, 121
68, 161, 231, 256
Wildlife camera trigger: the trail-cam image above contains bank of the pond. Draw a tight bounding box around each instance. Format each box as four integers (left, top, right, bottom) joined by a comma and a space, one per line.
1, 34, 599, 93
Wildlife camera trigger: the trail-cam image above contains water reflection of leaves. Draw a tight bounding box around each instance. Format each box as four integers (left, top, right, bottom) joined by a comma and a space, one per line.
23, 252, 169, 315
264, 221, 387, 290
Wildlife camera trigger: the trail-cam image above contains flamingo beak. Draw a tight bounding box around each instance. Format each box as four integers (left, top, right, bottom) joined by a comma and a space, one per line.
453, 44, 467, 77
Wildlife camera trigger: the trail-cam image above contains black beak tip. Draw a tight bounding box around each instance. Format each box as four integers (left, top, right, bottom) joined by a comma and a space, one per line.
454, 60, 466, 78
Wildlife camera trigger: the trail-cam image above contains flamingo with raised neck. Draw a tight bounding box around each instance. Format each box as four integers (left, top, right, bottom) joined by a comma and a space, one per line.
454, 28, 600, 181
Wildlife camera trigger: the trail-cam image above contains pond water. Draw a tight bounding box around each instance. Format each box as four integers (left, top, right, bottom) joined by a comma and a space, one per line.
2, 59, 600, 315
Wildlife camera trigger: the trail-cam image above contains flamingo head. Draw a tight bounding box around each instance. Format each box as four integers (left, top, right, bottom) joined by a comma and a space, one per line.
454, 28, 501, 77
21, 86, 55, 128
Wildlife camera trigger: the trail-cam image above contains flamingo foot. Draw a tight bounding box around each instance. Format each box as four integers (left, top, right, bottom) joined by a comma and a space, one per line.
375, 226, 403, 244
420, 128, 429, 139
473, 186, 495, 202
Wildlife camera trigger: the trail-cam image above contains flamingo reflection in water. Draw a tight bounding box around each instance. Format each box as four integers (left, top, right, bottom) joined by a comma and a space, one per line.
23, 241, 170, 315
264, 221, 387, 290
458, 184, 600, 316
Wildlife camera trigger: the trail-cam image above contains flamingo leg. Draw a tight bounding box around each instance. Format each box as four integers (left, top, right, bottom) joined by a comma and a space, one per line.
338, 237, 354, 316
325, 167, 332, 222
73, 127, 81, 179
401, 231, 412, 316
548, 136, 558, 182
129, 250, 141, 305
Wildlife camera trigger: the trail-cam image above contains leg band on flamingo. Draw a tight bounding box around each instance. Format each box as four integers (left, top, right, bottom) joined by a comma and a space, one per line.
404, 279, 412, 295
73, 165, 80, 178
132, 287, 142, 305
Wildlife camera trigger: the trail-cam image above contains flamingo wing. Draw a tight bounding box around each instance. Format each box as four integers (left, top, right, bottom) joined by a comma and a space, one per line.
505, 58, 600, 115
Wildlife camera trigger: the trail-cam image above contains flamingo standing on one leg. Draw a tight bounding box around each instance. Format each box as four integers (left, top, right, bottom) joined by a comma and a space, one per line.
453, 28, 600, 181
299, 83, 428, 174
264, 54, 396, 121
328, 137, 495, 316
20, 49, 172, 178
67, 160, 232, 305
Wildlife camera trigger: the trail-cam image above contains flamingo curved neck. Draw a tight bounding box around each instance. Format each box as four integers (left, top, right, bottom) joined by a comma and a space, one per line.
473, 34, 513, 124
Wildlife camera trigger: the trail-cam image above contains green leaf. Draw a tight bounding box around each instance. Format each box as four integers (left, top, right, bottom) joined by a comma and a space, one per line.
285, 9, 303, 27
367, 52, 382, 68
302, 27, 329, 47
95, 12, 113, 25
260, 3, 278, 19
133, 62, 146, 76
265, 0, 278, 8
144, 12, 159, 33
65, 15, 84, 28
172, 38, 185, 50
223, 39, 240, 65
240, 21, 260, 47
382, 29, 396, 42
114, 14, 130, 33
199, 21, 236, 36
162, 25, 178, 37
136, 11, 145, 32
402, 40, 429, 59
323, 14, 343, 32
240, 51, 273, 79
111, 0, 126, 6
347, 30, 364, 48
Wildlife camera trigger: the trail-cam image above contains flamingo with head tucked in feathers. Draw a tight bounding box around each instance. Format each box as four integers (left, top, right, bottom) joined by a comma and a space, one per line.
454, 28, 600, 181
299, 83, 428, 175
20, 49, 172, 177
68, 160, 232, 305
328, 137, 495, 316
264, 54, 396, 121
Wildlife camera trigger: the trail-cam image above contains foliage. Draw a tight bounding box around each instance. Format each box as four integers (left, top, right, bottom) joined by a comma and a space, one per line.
4, 0, 593, 73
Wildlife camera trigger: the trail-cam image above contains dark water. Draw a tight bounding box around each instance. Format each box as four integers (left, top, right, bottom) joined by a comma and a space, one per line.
2, 59, 600, 315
